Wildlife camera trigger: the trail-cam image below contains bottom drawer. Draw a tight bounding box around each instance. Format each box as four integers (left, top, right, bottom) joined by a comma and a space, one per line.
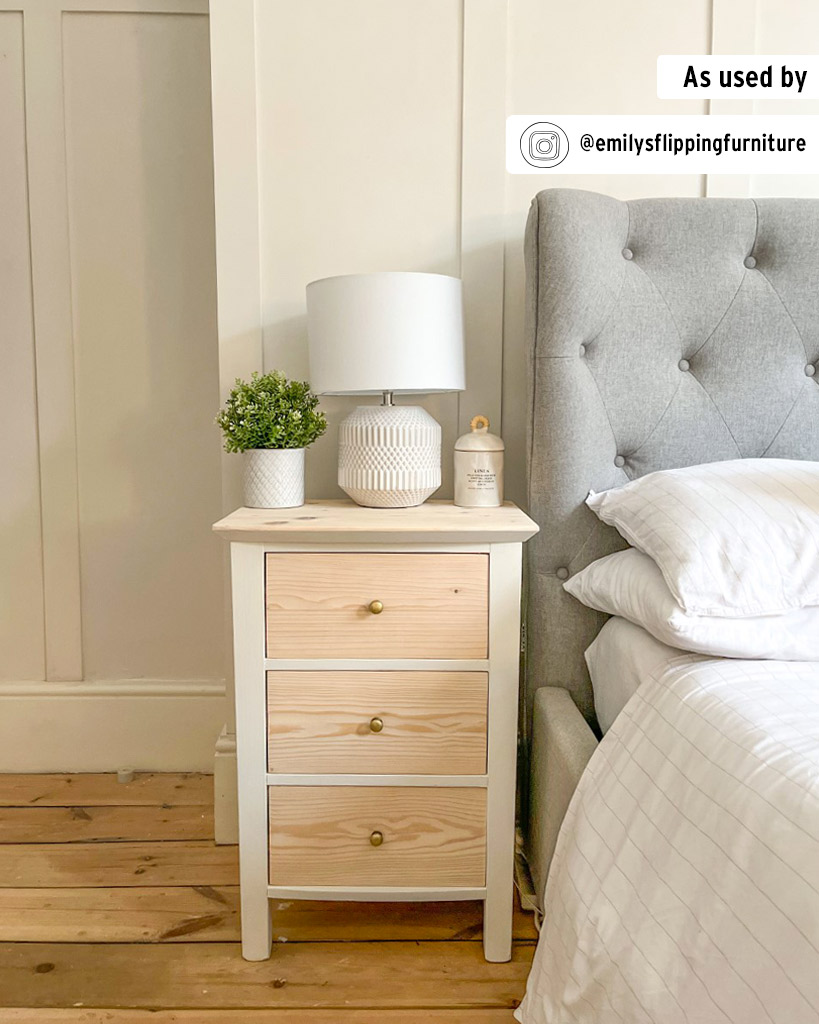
268, 786, 486, 888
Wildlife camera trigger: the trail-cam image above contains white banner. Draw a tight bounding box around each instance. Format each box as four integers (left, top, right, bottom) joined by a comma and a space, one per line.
506, 114, 819, 175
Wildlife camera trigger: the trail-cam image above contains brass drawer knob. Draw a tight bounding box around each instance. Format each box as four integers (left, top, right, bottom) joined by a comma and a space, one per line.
369, 830, 384, 847
368, 599, 384, 615
369, 717, 384, 733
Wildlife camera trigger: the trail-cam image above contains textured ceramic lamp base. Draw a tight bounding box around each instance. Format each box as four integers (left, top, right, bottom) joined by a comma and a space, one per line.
338, 405, 441, 508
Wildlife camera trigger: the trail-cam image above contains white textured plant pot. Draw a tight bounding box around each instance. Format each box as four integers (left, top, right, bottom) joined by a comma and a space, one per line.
338, 405, 441, 508
243, 448, 305, 508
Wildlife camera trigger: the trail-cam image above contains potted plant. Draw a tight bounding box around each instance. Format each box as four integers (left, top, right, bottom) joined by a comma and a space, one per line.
217, 370, 327, 508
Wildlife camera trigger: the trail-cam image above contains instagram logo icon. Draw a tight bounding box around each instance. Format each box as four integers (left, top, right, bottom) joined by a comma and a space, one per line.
521, 122, 569, 168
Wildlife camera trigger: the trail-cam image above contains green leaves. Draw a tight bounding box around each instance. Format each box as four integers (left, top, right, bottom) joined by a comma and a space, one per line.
216, 371, 327, 453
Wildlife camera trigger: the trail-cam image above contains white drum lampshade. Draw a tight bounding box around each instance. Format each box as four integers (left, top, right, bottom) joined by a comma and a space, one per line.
306, 272, 465, 507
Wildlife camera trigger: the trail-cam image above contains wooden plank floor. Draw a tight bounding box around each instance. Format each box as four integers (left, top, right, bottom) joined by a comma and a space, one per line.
0, 773, 536, 1021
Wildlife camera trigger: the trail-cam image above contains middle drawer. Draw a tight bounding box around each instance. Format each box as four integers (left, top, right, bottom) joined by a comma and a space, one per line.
267, 671, 488, 775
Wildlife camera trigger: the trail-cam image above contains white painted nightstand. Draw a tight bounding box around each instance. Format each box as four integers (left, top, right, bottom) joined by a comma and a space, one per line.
213, 500, 538, 962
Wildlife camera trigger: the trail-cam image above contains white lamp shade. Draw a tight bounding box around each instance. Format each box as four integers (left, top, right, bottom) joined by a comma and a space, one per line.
306, 272, 465, 395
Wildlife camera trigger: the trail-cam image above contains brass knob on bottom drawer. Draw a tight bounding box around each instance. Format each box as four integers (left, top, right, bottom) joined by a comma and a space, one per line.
369, 717, 384, 733
368, 600, 384, 615
369, 830, 384, 847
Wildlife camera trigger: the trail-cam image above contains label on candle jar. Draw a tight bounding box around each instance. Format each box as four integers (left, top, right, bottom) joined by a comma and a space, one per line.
455, 451, 504, 507
466, 466, 495, 488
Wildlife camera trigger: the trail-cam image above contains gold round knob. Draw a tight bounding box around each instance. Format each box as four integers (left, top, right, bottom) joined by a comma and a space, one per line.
368, 600, 384, 615
369, 830, 384, 847
369, 717, 384, 733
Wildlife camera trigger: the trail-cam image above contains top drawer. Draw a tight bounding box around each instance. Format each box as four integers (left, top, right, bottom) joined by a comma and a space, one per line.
265, 552, 488, 659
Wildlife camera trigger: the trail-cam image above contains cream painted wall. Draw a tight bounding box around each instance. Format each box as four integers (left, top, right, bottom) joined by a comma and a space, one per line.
1, 0, 816, 772
212, 0, 819, 514
0, 0, 225, 771
63, 11, 223, 683
254, 0, 464, 500
745, 0, 819, 198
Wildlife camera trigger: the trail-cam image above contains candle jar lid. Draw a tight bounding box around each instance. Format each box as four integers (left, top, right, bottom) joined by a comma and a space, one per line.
455, 415, 505, 452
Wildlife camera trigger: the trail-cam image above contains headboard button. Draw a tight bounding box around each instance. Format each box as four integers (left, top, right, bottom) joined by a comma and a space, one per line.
579, 344, 587, 358
807, 364, 817, 377
743, 255, 757, 269
622, 247, 634, 261
678, 359, 690, 372
556, 567, 570, 581
614, 455, 626, 468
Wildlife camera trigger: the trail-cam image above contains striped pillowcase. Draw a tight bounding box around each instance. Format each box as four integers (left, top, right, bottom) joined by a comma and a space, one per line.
586, 458, 819, 617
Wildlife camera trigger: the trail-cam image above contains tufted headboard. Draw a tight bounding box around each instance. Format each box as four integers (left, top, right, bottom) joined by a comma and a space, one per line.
524, 188, 819, 727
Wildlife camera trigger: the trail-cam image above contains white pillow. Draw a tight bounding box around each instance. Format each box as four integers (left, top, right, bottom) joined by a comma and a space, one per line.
565, 548, 819, 660
586, 458, 819, 617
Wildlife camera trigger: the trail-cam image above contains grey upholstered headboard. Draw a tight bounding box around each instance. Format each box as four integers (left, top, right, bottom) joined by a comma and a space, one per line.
524, 188, 819, 727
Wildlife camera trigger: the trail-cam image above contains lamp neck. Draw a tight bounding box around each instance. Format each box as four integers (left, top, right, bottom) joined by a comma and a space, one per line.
381, 390, 395, 407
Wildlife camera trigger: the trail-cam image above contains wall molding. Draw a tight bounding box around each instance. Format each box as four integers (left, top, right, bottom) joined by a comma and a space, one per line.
0, 1, 207, 11
213, 724, 238, 844
459, 0, 508, 436
0, 678, 225, 697
705, 0, 757, 198
3, 0, 213, 688
0, 679, 226, 772
207, 0, 265, 838
2, 0, 242, 783
23, 1, 84, 681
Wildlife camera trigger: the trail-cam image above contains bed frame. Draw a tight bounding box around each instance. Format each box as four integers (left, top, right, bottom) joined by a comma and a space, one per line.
523, 188, 819, 902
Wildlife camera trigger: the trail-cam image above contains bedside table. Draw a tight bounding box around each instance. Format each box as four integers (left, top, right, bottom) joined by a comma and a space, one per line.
213, 500, 538, 962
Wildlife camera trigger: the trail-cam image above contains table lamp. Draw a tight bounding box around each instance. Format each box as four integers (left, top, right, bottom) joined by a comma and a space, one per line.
306, 272, 465, 507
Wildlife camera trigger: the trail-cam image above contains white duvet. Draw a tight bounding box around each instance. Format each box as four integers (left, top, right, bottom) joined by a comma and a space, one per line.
516, 653, 819, 1024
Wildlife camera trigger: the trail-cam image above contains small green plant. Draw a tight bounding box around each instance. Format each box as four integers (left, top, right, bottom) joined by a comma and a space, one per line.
216, 371, 327, 453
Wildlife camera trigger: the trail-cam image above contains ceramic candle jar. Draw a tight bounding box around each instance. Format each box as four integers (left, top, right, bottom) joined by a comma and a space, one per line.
454, 415, 505, 507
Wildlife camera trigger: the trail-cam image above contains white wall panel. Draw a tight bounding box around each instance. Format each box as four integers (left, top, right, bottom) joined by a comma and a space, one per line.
62, 11, 223, 682
749, 0, 819, 197
20, 1, 85, 680
0, 12, 46, 681
254, 0, 463, 499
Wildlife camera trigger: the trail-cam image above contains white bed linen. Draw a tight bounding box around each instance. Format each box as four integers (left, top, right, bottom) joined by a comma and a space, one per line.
586, 617, 686, 734
517, 653, 819, 1024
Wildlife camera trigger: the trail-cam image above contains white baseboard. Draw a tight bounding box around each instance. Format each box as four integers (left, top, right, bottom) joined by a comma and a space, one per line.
213, 726, 239, 844
0, 680, 227, 772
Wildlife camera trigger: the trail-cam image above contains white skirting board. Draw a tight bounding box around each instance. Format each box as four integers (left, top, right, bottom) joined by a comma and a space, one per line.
0, 680, 227, 773
214, 725, 239, 844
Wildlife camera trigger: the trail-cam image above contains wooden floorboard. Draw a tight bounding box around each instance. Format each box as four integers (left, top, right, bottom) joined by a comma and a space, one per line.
0, 887, 240, 942
0, 842, 238, 887
0, 1013, 520, 1023
0, 774, 212, 807
0, 773, 535, 1016
0, 888, 537, 943
0, 805, 214, 843
0, 941, 533, 1009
